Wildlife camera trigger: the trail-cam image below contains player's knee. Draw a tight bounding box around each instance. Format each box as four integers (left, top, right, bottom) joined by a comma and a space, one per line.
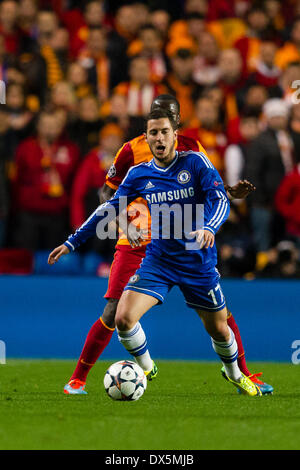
115, 304, 135, 331
115, 313, 134, 331
102, 298, 119, 328
210, 322, 230, 343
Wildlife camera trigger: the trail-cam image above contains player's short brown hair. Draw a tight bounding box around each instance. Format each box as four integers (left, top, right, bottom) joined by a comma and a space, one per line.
145, 108, 178, 131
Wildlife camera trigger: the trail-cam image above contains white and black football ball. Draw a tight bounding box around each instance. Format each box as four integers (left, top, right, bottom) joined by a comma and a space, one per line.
104, 360, 147, 401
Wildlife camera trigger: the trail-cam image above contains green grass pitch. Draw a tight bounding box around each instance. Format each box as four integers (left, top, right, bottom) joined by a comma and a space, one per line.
0, 360, 299, 450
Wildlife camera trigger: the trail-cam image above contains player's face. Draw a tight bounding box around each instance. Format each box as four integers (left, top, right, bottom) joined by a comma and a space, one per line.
145, 118, 177, 166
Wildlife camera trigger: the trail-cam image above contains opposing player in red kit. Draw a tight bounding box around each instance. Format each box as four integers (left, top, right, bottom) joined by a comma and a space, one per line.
56, 95, 273, 395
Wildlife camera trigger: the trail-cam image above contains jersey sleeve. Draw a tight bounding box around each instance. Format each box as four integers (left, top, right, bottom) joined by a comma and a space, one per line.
194, 153, 230, 235
65, 167, 139, 251
196, 140, 208, 157
105, 142, 135, 190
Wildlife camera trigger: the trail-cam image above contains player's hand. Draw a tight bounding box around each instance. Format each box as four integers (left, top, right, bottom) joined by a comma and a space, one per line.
189, 229, 215, 249
225, 180, 256, 200
48, 244, 70, 265
127, 224, 148, 248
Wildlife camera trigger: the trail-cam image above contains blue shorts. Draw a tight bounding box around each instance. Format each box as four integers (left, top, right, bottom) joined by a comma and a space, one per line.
124, 254, 226, 312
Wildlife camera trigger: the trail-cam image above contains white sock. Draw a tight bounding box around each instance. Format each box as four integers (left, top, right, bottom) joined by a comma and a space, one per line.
117, 322, 153, 371
211, 327, 241, 381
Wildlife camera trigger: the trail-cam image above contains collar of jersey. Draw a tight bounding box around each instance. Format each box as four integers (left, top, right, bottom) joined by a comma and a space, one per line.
151, 152, 179, 172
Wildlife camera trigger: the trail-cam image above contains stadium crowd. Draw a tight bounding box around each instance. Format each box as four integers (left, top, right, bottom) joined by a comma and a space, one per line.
1, 0, 300, 278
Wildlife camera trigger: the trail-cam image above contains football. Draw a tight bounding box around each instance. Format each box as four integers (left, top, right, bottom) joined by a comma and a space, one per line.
104, 360, 147, 401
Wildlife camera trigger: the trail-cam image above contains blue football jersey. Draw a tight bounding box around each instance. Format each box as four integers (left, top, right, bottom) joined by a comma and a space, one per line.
65, 151, 230, 270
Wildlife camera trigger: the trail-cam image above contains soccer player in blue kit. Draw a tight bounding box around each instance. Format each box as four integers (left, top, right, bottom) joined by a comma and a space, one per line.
50, 109, 262, 396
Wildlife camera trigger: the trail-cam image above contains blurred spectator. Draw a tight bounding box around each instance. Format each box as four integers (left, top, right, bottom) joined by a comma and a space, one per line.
183, 96, 226, 172
165, 40, 200, 126
69, 94, 104, 157
12, 110, 79, 250
247, 39, 281, 88
289, 102, 300, 155
276, 17, 300, 70
256, 241, 300, 278
225, 111, 260, 189
217, 48, 248, 123
206, 0, 250, 20
70, 123, 123, 231
217, 233, 256, 277
79, 26, 126, 102
184, 0, 208, 16
0, 33, 12, 82
245, 98, 294, 251
193, 31, 220, 86
127, 24, 167, 84
225, 81, 267, 143
263, 0, 285, 34
168, 12, 206, 45
0, 106, 14, 247
70, 122, 124, 257
0, 0, 20, 55
67, 61, 93, 99
114, 55, 166, 117
243, 84, 268, 115
275, 162, 300, 245
49, 26, 70, 72
17, 56, 47, 108
38, 12, 70, 89
185, 12, 207, 44
15, 9, 61, 103
133, 2, 150, 30
275, 61, 300, 105
234, 5, 271, 74
70, 0, 105, 58
105, 93, 145, 141
114, 4, 141, 43
18, 0, 38, 39
149, 9, 170, 41
36, 8, 58, 47
206, 2, 247, 49
49, 80, 77, 116
5, 82, 35, 151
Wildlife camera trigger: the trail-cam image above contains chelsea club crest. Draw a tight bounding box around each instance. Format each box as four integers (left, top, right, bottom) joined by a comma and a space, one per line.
129, 274, 140, 284
177, 170, 191, 184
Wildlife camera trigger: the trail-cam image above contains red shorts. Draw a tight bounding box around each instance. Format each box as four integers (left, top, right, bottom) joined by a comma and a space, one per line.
104, 244, 146, 299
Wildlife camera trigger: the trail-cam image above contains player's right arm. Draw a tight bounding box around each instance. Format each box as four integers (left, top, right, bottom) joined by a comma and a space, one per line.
100, 184, 115, 204
48, 167, 139, 264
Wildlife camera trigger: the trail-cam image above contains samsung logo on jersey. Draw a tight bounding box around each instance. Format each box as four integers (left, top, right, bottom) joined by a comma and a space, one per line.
145, 186, 195, 204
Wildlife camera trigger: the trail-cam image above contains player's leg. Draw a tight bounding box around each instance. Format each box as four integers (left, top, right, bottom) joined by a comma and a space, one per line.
226, 309, 273, 394
226, 309, 251, 376
196, 306, 261, 396
115, 289, 159, 378
197, 306, 241, 381
64, 246, 147, 394
181, 276, 261, 396
67, 299, 117, 381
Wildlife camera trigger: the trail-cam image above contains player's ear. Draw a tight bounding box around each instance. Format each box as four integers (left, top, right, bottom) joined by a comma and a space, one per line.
144, 132, 148, 142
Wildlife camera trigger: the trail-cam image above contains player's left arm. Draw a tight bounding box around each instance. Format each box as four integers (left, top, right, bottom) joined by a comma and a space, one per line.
195, 140, 255, 200
190, 156, 231, 248
225, 180, 256, 200
203, 172, 230, 235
